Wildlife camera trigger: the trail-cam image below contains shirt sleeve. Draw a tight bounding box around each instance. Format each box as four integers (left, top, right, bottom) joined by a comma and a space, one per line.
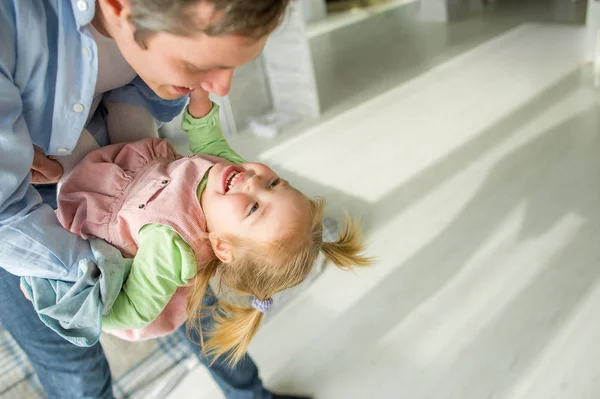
0, 46, 94, 280
102, 224, 198, 330
181, 103, 246, 164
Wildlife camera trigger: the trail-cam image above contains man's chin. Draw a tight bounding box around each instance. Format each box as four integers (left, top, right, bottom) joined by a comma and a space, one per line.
159, 90, 185, 101
149, 84, 186, 101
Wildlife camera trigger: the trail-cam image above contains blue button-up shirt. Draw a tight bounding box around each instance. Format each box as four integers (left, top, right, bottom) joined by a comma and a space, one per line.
0, 0, 186, 280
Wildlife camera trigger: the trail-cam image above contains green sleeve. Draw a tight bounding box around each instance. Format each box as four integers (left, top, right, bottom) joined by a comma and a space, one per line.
181, 103, 245, 164
102, 224, 198, 330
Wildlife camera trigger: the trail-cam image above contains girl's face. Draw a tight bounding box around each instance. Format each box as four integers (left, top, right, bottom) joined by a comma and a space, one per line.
201, 161, 311, 258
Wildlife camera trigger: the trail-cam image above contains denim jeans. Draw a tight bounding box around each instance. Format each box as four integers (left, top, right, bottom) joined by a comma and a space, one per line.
0, 184, 272, 399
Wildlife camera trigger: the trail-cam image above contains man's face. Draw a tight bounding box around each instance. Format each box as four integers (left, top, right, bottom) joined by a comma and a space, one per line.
104, 0, 270, 99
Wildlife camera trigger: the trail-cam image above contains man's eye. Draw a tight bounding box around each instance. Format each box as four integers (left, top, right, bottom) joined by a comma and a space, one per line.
249, 203, 259, 216
269, 178, 281, 189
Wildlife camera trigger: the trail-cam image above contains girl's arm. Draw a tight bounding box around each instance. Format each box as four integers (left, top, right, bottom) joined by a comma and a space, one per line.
102, 224, 197, 330
182, 91, 245, 164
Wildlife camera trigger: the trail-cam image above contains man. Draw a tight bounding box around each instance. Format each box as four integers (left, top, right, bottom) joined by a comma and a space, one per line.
0, 0, 308, 398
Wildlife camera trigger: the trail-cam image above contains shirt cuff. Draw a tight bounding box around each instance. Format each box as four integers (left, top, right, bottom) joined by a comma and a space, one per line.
182, 102, 220, 129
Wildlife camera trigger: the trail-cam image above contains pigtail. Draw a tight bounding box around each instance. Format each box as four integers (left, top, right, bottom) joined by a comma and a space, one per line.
186, 257, 221, 348
204, 301, 264, 366
186, 252, 266, 367
321, 212, 373, 268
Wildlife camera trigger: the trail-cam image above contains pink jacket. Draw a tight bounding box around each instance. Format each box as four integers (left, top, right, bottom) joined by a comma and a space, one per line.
57, 138, 217, 341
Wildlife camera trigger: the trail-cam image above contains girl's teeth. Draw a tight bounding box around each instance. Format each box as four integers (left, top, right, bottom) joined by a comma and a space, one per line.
226, 171, 239, 192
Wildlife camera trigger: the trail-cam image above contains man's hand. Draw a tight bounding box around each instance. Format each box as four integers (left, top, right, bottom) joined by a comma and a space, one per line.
187, 88, 214, 119
31, 147, 63, 184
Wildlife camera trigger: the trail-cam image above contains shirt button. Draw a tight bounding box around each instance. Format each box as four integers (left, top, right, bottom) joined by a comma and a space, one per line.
82, 47, 90, 57
77, 0, 88, 11
56, 147, 69, 154
73, 104, 85, 113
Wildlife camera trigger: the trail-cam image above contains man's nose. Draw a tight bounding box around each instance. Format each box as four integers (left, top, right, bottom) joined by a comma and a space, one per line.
200, 69, 234, 97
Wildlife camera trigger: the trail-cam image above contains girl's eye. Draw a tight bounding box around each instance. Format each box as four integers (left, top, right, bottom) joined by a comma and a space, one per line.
249, 203, 259, 216
269, 178, 281, 189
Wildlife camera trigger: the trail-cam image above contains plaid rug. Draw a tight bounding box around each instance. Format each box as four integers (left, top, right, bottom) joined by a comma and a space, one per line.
0, 328, 197, 399
0, 217, 338, 399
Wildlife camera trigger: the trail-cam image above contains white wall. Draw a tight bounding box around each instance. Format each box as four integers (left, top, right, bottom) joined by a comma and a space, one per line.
586, 0, 600, 62
301, 0, 327, 22
420, 0, 483, 21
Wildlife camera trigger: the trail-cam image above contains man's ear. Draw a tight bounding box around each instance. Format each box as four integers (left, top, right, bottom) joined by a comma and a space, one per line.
209, 233, 235, 264
98, 0, 130, 29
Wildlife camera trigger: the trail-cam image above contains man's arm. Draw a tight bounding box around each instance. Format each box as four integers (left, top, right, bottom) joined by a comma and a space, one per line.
104, 76, 188, 124
0, 62, 95, 281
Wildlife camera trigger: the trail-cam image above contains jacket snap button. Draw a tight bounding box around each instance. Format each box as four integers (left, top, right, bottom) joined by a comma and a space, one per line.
138, 204, 145, 209
161, 180, 168, 184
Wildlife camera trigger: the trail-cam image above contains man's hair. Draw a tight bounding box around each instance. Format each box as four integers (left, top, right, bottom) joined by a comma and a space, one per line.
128, 0, 290, 46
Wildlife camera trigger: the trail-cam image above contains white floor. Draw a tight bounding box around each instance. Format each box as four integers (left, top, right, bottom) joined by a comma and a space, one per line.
168, 10, 600, 399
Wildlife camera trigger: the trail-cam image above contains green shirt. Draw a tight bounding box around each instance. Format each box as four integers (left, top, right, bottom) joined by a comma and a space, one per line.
102, 104, 244, 329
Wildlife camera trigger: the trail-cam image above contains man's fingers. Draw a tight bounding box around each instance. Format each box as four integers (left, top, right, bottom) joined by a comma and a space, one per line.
31, 149, 63, 184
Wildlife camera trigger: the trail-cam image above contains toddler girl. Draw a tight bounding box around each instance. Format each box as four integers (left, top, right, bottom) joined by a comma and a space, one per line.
52, 100, 372, 365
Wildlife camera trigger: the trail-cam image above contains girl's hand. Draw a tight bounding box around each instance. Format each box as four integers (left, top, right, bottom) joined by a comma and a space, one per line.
187, 88, 214, 119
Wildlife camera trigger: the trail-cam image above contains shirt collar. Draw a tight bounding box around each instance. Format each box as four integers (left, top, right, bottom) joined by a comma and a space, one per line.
70, 0, 96, 29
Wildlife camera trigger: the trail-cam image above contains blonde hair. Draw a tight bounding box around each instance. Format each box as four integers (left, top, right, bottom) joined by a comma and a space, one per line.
186, 197, 373, 366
